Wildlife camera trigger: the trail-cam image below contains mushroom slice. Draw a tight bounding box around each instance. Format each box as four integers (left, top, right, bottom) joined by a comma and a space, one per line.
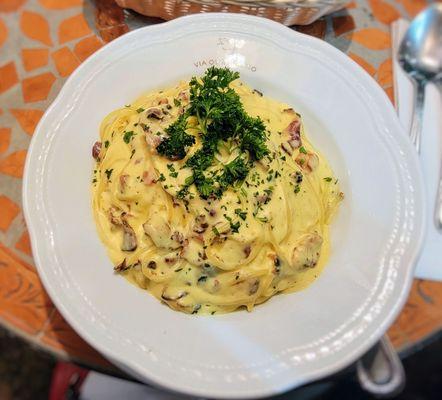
121, 218, 137, 251
92, 141, 102, 160
146, 107, 163, 119
291, 233, 323, 270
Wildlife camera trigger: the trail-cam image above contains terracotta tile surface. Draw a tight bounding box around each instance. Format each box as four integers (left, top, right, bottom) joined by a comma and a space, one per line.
0, 150, 27, 178
0, 243, 53, 335
0, 18, 7, 48
10, 109, 44, 135
58, 14, 92, 44
74, 35, 103, 61
51, 47, 80, 77
22, 72, 56, 103
21, 48, 49, 72
39, 0, 83, 9
20, 10, 53, 46
0, 0, 439, 368
0, 127, 11, 154
369, 0, 400, 24
0, 0, 26, 13
399, 0, 428, 17
14, 230, 33, 257
0, 195, 20, 232
377, 58, 393, 87
0, 62, 19, 95
347, 28, 392, 50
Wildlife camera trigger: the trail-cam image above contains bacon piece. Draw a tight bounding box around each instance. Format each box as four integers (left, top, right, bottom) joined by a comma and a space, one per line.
142, 170, 156, 185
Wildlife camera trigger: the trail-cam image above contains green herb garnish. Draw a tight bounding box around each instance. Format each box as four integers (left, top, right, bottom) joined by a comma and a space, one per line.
235, 208, 247, 220
157, 67, 269, 199
123, 131, 135, 143
104, 169, 113, 179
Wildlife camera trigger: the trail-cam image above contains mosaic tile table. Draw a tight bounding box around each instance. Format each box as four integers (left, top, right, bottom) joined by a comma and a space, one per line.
0, 0, 441, 372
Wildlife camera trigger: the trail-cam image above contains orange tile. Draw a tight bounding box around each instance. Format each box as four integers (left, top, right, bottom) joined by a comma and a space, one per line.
332, 15, 355, 37
399, 0, 427, 17
15, 229, 33, 257
384, 86, 394, 105
39, 0, 82, 9
377, 58, 393, 87
0, 195, 20, 232
20, 10, 53, 46
345, 1, 356, 9
51, 47, 80, 77
0, 243, 53, 336
347, 28, 391, 50
349, 52, 376, 76
0, 0, 26, 13
41, 310, 112, 367
22, 48, 49, 72
10, 108, 44, 136
0, 62, 19, 94
368, 0, 400, 24
0, 18, 7, 48
22, 72, 56, 103
74, 35, 103, 61
0, 150, 27, 178
58, 14, 92, 44
0, 127, 11, 154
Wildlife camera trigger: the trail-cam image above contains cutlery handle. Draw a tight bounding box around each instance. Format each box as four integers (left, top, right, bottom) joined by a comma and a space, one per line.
356, 335, 405, 397
410, 80, 425, 153
434, 81, 442, 231
436, 175, 442, 231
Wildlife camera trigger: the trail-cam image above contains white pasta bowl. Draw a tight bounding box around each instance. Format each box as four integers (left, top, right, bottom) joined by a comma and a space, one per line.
23, 13, 425, 399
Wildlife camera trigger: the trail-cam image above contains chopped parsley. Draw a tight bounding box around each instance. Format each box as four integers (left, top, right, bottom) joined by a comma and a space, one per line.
212, 226, 220, 236
235, 208, 247, 220
104, 168, 113, 179
123, 131, 135, 143
294, 184, 301, 194
104, 140, 110, 148
157, 67, 269, 199
324, 177, 333, 182
299, 146, 308, 154
158, 173, 166, 182
136, 107, 145, 113
173, 98, 181, 107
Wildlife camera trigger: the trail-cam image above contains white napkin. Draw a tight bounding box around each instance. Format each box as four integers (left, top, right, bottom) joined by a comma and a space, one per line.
392, 19, 442, 281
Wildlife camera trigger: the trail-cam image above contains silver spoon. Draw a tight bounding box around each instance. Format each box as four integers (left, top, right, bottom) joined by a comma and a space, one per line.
398, 3, 442, 230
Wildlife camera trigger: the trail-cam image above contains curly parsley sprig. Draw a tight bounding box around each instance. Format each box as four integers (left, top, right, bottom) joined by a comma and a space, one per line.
157, 67, 269, 199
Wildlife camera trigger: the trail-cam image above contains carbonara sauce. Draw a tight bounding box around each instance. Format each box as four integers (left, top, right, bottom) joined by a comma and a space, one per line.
92, 75, 342, 315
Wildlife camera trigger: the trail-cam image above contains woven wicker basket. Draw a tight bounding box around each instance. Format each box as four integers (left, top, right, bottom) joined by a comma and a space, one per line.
115, 0, 348, 26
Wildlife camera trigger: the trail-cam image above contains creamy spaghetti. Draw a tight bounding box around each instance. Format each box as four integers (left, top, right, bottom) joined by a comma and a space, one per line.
92, 68, 342, 315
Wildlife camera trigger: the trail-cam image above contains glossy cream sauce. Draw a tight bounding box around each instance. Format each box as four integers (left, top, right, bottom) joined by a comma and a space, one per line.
92, 79, 343, 315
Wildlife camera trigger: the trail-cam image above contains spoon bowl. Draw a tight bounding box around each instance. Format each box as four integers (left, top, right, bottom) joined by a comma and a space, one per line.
398, 3, 442, 80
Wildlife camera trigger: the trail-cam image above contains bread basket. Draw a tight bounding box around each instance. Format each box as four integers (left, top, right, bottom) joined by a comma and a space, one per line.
115, 0, 349, 26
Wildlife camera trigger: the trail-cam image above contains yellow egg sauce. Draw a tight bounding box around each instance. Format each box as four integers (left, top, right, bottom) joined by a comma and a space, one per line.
92, 71, 343, 315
